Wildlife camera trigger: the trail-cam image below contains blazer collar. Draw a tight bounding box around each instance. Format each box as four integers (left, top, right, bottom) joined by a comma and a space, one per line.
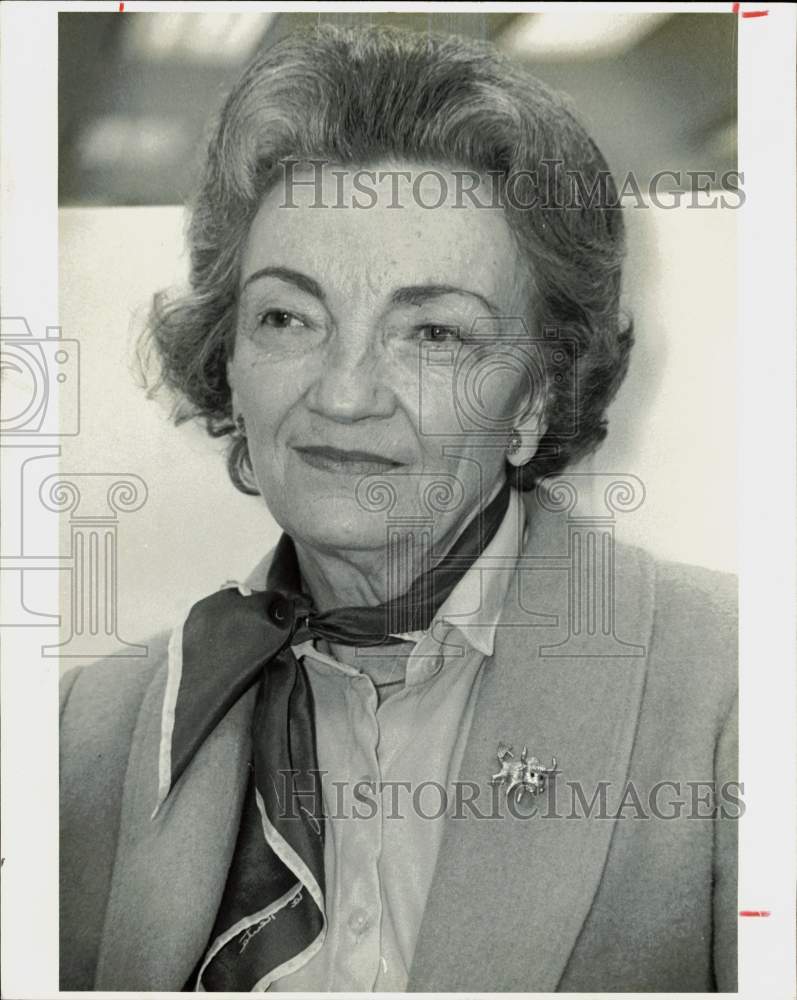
407, 497, 656, 991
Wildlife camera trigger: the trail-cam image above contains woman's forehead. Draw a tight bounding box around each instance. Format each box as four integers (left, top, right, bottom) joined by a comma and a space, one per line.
240, 161, 528, 309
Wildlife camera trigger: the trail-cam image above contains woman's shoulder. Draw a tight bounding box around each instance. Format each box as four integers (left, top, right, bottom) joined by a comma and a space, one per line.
644, 548, 737, 686
645, 548, 737, 624
61, 630, 170, 712
619, 542, 737, 717
60, 630, 171, 769
609, 538, 736, 625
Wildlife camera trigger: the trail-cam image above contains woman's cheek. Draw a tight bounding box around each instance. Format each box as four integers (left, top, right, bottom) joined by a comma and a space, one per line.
412, 360, 457, 427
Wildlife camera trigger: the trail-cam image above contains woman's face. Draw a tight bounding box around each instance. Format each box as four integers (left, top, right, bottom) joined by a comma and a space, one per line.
228, 162, 545, 554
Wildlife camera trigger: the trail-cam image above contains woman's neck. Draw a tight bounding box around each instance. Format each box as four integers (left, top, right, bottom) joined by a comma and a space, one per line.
293, 477, 508, 612
296, 542, 388, 611
294, 534, 433, 611
294, 547, 420, 688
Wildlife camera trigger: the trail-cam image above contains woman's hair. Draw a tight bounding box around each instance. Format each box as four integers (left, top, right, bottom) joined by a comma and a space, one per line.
142, 24, 632, 494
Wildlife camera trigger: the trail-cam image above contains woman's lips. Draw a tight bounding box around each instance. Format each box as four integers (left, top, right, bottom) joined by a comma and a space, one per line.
293, 445, 405, 475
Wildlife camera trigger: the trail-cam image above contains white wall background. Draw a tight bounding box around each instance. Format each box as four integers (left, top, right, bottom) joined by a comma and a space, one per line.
58, 200, 736, 646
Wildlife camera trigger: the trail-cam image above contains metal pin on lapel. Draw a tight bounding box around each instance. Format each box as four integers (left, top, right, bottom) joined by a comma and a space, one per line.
491, 743, 558, 800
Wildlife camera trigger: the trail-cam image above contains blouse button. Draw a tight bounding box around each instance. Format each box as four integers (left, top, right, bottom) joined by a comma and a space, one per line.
268, 596, 289, 627
347, 908, 370, 936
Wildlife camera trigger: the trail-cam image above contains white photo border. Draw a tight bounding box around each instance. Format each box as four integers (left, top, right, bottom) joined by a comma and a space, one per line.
1, 2, 794, 998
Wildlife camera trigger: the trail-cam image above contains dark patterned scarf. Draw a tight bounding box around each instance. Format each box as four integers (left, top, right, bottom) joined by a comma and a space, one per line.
157, 478, 511, 991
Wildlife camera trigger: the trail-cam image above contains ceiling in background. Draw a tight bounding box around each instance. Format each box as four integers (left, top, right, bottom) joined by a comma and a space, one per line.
58, 11, 737, 206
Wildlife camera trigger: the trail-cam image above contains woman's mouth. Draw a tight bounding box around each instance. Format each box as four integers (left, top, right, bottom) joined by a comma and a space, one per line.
293, 445, 405, 475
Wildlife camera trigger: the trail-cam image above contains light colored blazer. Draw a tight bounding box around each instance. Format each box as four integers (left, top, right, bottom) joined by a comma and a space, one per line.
60, 499, 738, 992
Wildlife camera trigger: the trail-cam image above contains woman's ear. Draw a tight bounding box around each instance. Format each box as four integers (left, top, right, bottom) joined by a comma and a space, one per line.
228, 372, 241, 425
506, 392, 548, 468
227, 357, 239, 411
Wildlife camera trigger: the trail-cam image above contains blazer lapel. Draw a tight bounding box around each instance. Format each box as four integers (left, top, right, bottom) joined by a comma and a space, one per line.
408, 509, 656, 992
94, 664, 256, 991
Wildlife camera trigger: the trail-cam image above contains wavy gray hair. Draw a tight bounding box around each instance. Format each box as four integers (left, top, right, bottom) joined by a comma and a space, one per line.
141, 24, 633, 494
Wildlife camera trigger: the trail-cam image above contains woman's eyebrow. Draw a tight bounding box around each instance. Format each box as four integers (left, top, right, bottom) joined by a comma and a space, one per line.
240, 266, 326, 302
239, 271, 499, 315
391, 283, 500, 315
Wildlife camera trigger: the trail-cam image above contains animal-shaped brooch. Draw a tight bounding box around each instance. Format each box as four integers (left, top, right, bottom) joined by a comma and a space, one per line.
491, 743, 558, 801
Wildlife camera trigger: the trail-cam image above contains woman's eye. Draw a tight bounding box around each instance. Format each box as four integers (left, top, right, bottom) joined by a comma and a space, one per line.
257, 310, 306, 330
418, 324, 461, 342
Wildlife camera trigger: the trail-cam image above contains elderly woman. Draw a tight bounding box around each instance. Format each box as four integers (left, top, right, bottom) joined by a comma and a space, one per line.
60, 25, 737, 994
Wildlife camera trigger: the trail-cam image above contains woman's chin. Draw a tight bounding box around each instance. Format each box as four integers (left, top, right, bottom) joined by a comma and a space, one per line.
273, 499, 390, 554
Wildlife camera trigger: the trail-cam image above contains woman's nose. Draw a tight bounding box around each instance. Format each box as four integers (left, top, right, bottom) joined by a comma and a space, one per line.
306, 328, 394, 422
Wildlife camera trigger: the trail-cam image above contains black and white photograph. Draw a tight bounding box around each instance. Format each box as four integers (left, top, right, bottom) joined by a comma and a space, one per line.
1, 3, 795, 998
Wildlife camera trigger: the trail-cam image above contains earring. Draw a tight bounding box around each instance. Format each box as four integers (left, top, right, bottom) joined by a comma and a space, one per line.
507, 429, 522, 455
234, 413, 246, 435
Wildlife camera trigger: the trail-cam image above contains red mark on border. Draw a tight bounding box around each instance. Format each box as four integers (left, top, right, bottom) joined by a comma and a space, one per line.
119, 2, 124, 10
739, 909, 771, 916
733, 2, 769, 15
